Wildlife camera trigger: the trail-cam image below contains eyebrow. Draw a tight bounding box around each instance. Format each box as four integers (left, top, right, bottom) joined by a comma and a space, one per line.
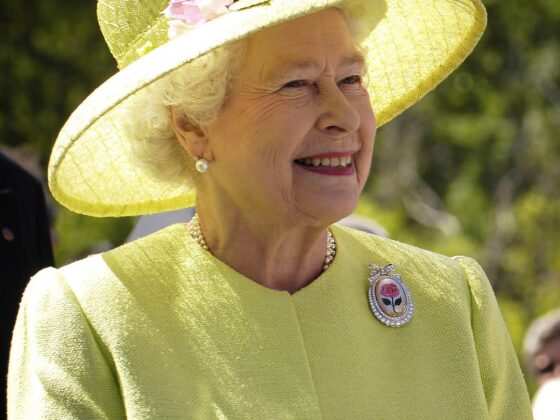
339, 51, 366, 68
265, 51, 366, 83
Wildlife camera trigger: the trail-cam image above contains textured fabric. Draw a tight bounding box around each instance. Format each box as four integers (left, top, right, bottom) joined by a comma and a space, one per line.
49, 0, 486, 217
8, 225, 532, 419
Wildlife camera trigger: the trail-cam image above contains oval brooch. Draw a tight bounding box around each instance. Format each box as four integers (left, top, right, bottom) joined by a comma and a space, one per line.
368, 264, 414, 327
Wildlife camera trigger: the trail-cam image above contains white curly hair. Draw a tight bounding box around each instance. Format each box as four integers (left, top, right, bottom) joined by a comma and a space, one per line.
121, 39, 247, 186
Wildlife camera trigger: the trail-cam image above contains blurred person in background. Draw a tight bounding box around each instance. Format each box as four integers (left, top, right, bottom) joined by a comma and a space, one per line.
524, 309, 560, 418
0, 150, 54, 415
532, 379, 560, 420
126, 208, 195, 242
7, 0, 532, 418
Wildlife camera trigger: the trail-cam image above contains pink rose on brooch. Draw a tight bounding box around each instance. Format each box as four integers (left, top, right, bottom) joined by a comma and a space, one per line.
163, 0, 235, 38
380, 283, 402, 312
380, 283, 399, 298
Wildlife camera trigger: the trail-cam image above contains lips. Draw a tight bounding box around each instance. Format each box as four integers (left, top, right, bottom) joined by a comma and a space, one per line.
295, 155, 352, 168
294, 152, 355, 176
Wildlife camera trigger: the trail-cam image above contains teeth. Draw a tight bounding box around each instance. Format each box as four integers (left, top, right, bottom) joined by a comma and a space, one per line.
296, 155, 353, 168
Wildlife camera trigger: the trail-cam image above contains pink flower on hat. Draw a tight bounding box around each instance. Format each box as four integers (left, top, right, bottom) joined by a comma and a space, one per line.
163, 0, 234, 38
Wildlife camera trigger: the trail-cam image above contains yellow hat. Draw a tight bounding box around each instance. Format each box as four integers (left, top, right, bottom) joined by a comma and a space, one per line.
49, 0, 486, 217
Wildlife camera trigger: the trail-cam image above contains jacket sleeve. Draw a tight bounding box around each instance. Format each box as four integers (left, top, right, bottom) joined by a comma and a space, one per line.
453, 256, 533, 420
7, 267, 125, 420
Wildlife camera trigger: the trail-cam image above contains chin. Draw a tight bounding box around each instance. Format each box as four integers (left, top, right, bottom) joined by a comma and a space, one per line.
299, 193, 358, 226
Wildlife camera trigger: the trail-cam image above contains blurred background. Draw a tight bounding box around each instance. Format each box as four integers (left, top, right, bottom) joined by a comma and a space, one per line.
1, 0, 559, 396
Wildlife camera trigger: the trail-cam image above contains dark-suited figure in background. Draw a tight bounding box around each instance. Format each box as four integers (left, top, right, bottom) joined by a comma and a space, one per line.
0, 151, 54, 415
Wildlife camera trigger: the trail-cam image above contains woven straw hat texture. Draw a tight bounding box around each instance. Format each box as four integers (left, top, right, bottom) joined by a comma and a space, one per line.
49, 0, 486, 217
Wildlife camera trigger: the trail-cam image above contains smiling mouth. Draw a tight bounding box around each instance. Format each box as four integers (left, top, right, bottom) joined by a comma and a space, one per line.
294, 155, 352, 168
294, 154, 354, 176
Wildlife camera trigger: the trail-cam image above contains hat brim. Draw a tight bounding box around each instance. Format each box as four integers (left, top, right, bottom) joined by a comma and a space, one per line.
49, 0, 486, 217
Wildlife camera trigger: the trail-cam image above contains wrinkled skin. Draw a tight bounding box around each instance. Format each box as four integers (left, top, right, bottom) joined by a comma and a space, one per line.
172, 8, 377, 291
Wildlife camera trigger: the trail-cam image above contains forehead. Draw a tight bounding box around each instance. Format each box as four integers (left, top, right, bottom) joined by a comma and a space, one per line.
242, 9, 361, 78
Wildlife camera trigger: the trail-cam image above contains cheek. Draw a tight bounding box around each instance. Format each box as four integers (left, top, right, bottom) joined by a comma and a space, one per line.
358, 95, 376, 147
355, 103, 377, 188
355, 148, 373, 191
254, 101, 317, 145
246, 102, 317, 159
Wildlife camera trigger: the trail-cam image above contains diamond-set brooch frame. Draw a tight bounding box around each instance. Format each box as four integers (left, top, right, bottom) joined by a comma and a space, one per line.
368, 265, 414, 328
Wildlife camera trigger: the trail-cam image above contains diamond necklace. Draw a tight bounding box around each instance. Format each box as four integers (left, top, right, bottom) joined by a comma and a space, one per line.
186, 214, 337, 272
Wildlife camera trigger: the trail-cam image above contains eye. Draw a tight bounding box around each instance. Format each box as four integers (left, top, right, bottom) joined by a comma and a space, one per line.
283, 80, 308, 89
340, 75, 362, 85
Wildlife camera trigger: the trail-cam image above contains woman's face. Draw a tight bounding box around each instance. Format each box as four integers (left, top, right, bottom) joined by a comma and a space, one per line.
204, 8, 376, 227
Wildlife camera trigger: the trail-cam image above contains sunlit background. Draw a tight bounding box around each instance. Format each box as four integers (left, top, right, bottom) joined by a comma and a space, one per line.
1, 0, 559, 395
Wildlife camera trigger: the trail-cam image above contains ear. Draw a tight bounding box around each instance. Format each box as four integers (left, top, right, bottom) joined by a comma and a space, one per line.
167, 106, 210, 160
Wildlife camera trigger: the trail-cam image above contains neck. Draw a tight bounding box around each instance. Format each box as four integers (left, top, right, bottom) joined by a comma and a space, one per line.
193, 201, 332, 294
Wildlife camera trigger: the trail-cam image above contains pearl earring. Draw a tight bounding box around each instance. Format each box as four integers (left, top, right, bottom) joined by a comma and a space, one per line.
194, 156, 209, 173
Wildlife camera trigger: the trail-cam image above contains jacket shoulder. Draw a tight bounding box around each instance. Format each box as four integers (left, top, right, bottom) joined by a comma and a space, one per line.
334, 224, 461, 268
333, 225, 477, 308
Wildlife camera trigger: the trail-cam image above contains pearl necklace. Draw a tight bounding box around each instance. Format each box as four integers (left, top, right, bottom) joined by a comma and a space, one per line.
186, 214, 337, 272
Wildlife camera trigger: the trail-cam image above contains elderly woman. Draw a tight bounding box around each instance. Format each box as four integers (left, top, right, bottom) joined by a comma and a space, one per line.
8, 0, 532, 418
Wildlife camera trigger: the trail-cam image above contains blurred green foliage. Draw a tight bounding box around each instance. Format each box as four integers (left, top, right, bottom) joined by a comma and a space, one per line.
0, 0, 134, 261
1, 0, 559, 396
359, 0, 560, 395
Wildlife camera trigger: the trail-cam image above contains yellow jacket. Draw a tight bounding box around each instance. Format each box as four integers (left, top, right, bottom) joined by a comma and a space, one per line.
8, 224, 532, 419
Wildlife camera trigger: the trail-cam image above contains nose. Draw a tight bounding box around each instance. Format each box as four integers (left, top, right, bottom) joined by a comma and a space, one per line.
315, 84, 361, 137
